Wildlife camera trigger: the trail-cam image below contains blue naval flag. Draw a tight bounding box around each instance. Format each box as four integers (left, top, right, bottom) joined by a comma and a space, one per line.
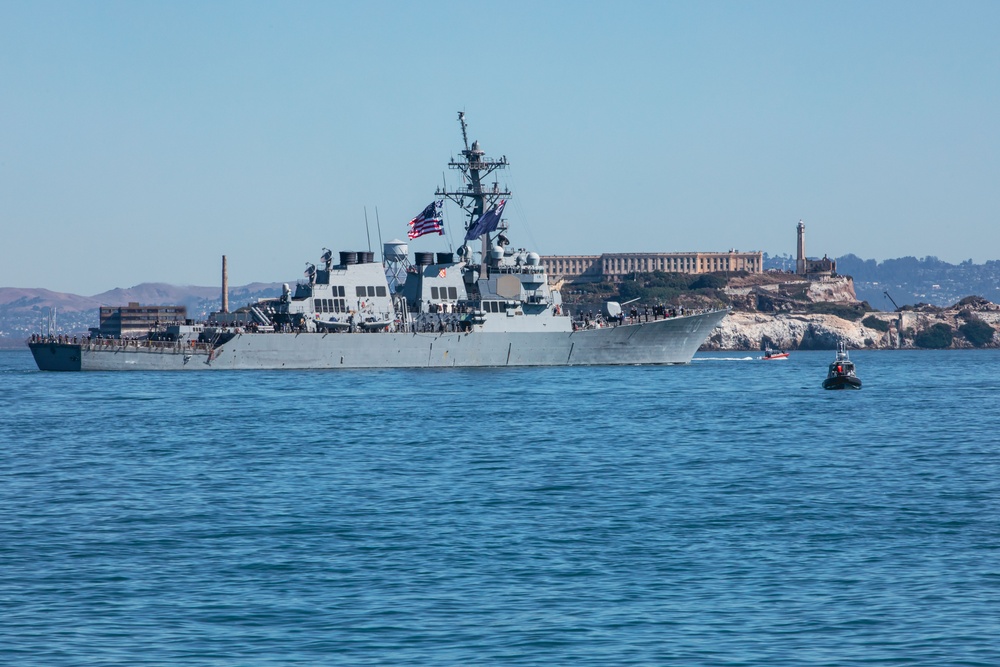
464, 199, 507, 241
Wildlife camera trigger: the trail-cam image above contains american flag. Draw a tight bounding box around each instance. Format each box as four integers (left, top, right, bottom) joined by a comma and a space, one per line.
407, 200, 444, 240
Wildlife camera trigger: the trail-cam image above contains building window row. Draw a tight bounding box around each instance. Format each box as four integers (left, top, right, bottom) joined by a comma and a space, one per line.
543, 252, 762, 277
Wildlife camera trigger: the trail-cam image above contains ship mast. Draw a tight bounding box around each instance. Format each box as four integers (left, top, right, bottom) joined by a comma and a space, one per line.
435, 112, 510, 278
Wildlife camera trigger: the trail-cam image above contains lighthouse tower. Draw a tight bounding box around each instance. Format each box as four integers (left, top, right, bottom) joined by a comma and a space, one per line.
796, 220, 806, 275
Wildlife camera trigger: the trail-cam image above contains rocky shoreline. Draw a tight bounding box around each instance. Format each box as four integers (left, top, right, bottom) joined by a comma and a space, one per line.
705, 306, 1000, 351
698, 274, 1000, 351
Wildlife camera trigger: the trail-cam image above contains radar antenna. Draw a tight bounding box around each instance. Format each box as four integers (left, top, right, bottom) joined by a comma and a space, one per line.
458, 111, 470, 152
435, 112, 511, 277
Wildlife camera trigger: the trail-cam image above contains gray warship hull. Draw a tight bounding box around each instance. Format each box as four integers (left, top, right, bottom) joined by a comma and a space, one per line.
30, 114, 732, 373
29, 309, 726, 371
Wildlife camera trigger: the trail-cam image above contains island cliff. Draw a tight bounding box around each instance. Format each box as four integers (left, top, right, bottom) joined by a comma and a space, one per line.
704, 307, 1000, 351
708, 275, 1000, 350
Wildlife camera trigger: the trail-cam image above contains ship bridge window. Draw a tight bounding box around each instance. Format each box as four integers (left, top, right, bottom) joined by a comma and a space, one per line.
333, 286, 345, 297
356, 286, 366, 297
376, 286, 386, 297
430, 286, 457, 300
367, 286, 376, 297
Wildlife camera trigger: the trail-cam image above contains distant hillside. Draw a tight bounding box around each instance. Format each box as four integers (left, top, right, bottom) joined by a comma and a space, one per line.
0, 282, 284, 346
0, 288, 104, 311
764, 253, 1000, 308
92, 283, 221, 306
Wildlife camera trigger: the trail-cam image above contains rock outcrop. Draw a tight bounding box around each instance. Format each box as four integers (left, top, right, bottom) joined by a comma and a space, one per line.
725, 274, 858, 312
704, 303, 1000, 350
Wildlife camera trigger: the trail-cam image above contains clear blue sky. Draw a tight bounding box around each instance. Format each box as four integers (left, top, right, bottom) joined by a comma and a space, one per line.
2, 1, 998, 294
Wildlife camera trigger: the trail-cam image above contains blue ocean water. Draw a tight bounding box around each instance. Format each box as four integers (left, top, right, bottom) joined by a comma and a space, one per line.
2, 348, 1000, 666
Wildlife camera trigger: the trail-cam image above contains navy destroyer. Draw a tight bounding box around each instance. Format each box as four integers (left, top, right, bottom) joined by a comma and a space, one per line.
29, 114, 727, 371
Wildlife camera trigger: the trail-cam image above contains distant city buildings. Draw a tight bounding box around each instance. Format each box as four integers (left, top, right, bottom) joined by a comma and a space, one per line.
541, 250, 763, 283
94, 302, 187, 338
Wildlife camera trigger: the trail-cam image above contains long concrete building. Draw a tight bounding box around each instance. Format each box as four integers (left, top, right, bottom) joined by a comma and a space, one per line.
542, 250, 763, 283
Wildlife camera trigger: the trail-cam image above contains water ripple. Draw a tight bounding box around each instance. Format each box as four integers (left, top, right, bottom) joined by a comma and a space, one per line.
2, 349, 1000, 665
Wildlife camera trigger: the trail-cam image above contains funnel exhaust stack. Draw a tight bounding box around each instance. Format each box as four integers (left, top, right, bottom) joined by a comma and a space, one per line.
222, 255, 229, 314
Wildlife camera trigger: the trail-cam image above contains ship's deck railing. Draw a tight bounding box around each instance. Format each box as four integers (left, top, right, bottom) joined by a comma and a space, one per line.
90, 338, 212, 353
494, 265, 546, 275
571, 306, 721, 329
29, 335, 212, 354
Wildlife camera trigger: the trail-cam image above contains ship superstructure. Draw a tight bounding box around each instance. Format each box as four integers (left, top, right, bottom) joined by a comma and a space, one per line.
29, 114, 727, 371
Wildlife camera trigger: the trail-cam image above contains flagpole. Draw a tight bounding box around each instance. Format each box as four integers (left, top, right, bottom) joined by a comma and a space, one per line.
442, 173, 454, 253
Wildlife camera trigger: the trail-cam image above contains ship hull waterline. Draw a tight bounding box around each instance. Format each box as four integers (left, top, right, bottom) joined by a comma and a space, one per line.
29, 309, 727, 371
822, 376, 863, 390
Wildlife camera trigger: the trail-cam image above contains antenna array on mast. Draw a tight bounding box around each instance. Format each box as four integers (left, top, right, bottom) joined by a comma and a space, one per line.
435, 113, 511, 227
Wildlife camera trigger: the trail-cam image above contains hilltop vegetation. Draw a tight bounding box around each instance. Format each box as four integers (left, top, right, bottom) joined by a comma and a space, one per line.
562, 271, 734, 311
561, 270, 859, 315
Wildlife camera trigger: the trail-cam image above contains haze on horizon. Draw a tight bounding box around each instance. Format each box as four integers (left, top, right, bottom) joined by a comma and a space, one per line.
2, 1, 998, 295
